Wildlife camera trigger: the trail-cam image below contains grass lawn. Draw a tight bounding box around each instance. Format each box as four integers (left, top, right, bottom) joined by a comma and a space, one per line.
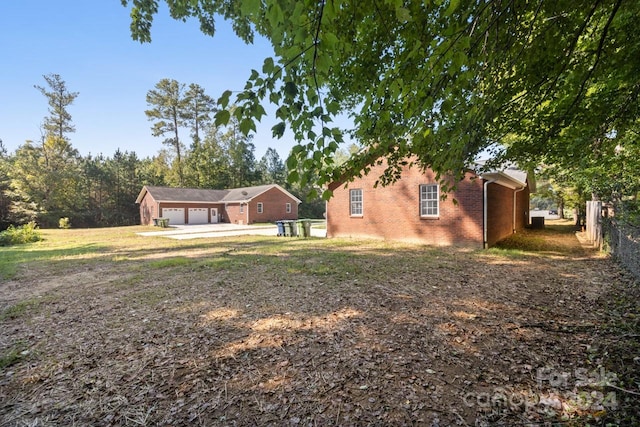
1, 222, 639, 425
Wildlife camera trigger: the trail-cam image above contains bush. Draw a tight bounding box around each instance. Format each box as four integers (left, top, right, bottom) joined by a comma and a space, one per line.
0, 222, 43, 246
620, 200, 640, 226
59, 217, 71, 229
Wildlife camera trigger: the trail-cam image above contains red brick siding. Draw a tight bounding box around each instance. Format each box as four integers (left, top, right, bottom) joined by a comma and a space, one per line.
138, 187, 299, 225
516, 185, 530, 230
158, 202, 225, 224
485, 183, 514, 247
225, 204, 247, 224
139, 193, 158, 226
485, 182, 529, 247
327, 163, 485, 247
246, 187, 299, 223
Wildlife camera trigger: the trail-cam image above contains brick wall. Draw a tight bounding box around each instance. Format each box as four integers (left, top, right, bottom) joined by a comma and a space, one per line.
485, 182, 529, 247
486, 183, 513, 247
516, 185, 530, 231
159, 202, 225, 224
138, 187, 300, 225
327, 163, 485, 247
246, 187, 299, 223
225, 204, 247, 224
139, 193, 157, 225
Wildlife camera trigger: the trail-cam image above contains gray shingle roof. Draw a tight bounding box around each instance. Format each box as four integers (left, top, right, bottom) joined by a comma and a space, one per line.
141, 186, 230, 202
221, 184, 279, 202
136, 184, 302, 204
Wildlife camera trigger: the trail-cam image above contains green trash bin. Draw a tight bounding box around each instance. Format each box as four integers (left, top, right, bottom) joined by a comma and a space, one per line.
296, 220, 304, 237
303, 220, 311, 237
283, 220, 292, 237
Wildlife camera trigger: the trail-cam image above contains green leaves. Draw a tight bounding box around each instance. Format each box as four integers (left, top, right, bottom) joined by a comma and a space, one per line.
262, 57, 275, 74
124, 0, 640, 199
272, 122, 286, 138
284, 81, 298, 98
240, 0, 261, 16
444, 0, 460, 16
214, 109, 230, 127
395, 7, 412, 22
218, 90, 232, 109
239, 118, 255, 135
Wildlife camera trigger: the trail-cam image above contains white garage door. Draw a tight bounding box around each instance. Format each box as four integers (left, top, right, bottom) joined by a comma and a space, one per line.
188, 208, 208, 224
162, 208, 185, 225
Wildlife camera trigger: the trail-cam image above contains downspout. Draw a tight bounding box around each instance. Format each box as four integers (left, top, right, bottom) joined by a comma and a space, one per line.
483, 178, 497, 249
513, 186, 526, 233
325, 199, 329, 237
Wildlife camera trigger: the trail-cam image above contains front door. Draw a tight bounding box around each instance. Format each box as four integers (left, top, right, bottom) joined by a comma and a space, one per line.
211, 208, 219, 223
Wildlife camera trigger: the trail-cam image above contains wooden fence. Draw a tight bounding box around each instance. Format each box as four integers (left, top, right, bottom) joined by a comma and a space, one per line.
585, 201, 604, 249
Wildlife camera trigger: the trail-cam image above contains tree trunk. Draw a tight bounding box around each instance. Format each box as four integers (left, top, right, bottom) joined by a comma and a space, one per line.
558, 198, 565, 219
173, 112, 183, 187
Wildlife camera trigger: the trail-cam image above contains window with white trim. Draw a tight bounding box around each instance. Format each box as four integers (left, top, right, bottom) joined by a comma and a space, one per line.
240, 204, 244, 213
350, 189, 363, 216
420, 184, 439, 217
286, 202, 291, 213
257, 202, 263, 214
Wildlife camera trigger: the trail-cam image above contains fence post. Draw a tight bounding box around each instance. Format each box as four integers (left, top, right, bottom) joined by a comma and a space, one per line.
585, 200, 603, 247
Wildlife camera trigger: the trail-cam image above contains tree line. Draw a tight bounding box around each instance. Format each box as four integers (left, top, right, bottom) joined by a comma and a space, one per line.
0, 74, 326, 230
123, 0, 640, 222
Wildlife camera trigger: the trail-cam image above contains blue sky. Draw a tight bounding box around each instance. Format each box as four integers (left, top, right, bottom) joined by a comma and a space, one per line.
0, 1, 299, 160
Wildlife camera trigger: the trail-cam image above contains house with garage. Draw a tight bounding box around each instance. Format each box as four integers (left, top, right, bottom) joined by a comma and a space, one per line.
326, 160, 532, 248
135, 184, 301, 226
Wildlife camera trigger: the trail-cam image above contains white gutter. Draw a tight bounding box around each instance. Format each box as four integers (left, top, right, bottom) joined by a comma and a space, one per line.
483, 178, 497, 249
513, 186, 526, 233
325, 199, 329, 237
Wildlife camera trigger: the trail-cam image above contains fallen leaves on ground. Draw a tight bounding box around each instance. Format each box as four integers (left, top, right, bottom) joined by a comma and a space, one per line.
1, 222, 639, 425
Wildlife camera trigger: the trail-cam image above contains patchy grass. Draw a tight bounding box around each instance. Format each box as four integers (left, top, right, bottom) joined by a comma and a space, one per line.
0, 299, 40, 321
147, 256, 194, 269
495, 219, 587, 255
0, 341, 28, 370
0, 226, 199, 279
1, 224, 638, 425
496, 232, 548, 251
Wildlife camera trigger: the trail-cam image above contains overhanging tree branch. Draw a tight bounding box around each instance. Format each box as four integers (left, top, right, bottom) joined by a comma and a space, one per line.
564, 0, 623, 115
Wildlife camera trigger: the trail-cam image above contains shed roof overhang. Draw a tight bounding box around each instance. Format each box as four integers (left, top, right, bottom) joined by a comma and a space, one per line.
135, 186, 149, 204
481, 172, 527, 190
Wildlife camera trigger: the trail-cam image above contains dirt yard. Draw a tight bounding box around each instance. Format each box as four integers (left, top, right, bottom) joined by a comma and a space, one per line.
1, 222, 639, 426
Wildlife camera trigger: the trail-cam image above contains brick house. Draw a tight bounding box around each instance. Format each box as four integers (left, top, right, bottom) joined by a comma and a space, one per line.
136, 184, 301, 226
326, 162, 531, 248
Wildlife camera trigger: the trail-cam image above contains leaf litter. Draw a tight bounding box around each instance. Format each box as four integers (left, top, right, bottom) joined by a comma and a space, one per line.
1, 222, 639, 426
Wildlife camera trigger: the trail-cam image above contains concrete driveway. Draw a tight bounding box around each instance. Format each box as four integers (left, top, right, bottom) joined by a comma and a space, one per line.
137, 222, 326, 240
